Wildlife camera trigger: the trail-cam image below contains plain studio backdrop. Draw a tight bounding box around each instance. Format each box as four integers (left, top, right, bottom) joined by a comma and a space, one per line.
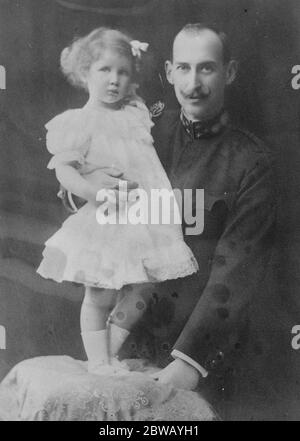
0, 0, 300, 420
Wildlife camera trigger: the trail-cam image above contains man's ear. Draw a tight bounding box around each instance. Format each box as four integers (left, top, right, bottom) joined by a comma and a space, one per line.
165, 60, 174, 85
225, 60, 238, 85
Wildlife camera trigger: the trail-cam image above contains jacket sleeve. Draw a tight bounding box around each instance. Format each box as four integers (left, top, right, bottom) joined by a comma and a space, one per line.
172, 147, 277, 375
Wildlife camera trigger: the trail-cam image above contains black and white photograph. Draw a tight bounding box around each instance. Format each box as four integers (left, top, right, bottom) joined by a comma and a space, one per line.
0, 0, 299, 423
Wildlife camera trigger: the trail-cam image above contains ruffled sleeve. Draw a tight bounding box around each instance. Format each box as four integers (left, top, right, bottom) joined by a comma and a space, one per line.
45, 109, 90, 170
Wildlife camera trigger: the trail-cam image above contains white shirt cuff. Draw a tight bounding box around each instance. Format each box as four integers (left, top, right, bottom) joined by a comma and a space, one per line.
171, 349, 208, 378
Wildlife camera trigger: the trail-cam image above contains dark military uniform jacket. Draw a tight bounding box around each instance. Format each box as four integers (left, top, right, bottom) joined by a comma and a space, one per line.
137, 108, 277, 383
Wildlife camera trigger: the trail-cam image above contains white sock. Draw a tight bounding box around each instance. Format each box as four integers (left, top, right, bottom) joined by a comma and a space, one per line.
81, 329, 109, 367
109, 324, 130, 357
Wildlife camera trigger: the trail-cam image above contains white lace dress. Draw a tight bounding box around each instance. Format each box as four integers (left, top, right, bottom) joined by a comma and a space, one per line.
37, 99, 198, 290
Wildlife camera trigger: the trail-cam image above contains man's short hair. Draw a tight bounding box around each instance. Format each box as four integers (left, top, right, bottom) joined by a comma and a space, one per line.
172, 22, 232, 64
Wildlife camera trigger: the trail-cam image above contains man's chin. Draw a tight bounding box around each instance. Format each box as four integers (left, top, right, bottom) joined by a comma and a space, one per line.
181, 102, 213, 121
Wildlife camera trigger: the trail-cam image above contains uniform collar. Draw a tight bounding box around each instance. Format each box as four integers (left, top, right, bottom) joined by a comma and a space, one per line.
180, 108, 229, 139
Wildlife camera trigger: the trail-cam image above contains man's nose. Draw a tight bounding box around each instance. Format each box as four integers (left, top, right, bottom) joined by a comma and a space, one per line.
186, 69, 202, 90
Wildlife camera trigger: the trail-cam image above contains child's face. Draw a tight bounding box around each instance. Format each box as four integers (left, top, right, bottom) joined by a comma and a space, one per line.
85, 49, 133, 106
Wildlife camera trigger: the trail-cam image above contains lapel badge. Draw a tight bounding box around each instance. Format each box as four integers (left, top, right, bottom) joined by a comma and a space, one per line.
149, 100, 165, 118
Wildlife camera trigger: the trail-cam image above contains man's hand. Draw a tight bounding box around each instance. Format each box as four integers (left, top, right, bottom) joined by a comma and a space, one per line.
150, 358, 200, 390
83, 166, 139, 202
82, 165, 138, 190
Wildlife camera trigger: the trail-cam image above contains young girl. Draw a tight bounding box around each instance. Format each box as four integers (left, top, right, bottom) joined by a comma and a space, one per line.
37, 28, 198, 375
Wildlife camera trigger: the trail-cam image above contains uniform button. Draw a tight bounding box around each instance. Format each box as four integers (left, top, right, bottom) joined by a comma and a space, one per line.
216, 351, 224, 361
207, 351, 225, 370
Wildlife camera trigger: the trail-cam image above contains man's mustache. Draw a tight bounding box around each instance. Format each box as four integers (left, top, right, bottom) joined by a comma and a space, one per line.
182, 86, 210, 99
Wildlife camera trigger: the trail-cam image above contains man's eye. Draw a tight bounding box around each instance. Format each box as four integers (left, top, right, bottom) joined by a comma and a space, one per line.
119, 69, 129, 76
201, 65, 214, 73
177, 65, 188, 71
98, 67, 110, 72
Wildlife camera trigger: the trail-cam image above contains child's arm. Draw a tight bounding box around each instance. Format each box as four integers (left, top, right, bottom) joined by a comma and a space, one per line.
55, 164, 138, 205
55, 164, 98, 203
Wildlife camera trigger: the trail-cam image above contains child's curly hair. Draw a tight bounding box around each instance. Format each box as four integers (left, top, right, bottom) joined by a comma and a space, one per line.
60, 27, 138, 90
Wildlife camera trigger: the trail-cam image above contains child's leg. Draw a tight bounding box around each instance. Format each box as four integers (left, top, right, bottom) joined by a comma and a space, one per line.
80, 286, 116, 331
80, 286, 117, 373
107, 284, 152, 361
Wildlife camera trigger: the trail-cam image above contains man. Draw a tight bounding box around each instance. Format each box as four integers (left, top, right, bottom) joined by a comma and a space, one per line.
139, 23, 276, 397
65, 23, 277, 401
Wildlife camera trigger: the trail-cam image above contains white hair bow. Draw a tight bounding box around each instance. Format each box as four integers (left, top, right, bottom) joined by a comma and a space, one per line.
130, 40, 149, 58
